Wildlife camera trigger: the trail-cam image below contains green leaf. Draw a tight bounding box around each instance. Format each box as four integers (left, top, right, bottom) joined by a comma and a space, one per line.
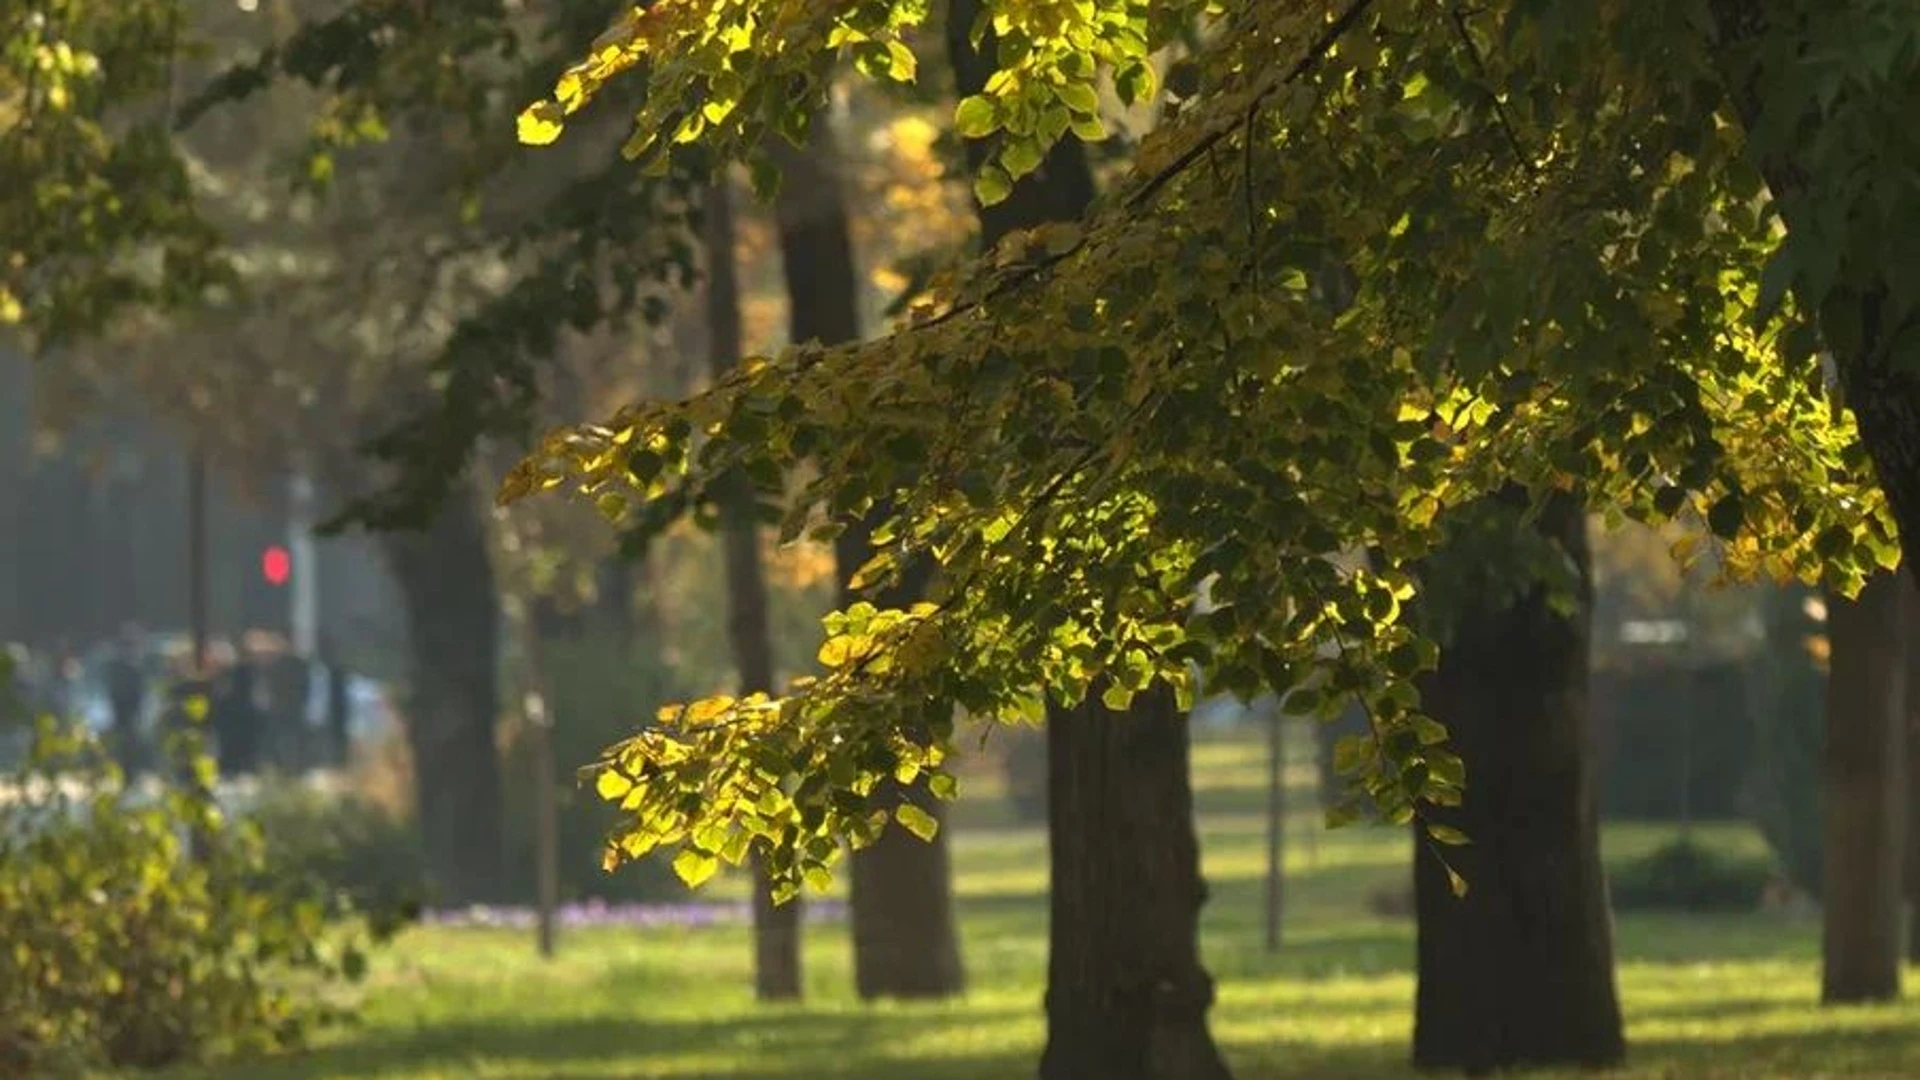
1426, 823, 1471, 846
894, 803, 939, 842
1003, 137, 1044, 180
672, 848, 720, 888
955, 95, 999, 139
1445, 863, 1470, 898
1059, 80, 1100, 115
927, 773, 958, 800
974, 164, 1013, 206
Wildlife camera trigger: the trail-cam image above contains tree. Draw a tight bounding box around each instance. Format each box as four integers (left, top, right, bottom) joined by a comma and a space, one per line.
768, 119, 967, 1000
1705, 2, 1920, 563
513, 4, 1901, 1022
1906, 587, 1920, 963
946, 2, 1228, 1074
1821, 571, 1907, 1003
702, 176, 802, 1001
383, 483, 508, 904
1, 0, 224, 344
1409, 493, 1623, 1071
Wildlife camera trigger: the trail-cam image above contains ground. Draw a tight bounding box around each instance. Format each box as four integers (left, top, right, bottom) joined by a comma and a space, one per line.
157, 732, 1920, 1080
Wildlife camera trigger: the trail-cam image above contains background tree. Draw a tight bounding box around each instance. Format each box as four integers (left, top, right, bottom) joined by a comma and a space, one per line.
1821, 571, 1907, 1003
769, 116, 967, 1000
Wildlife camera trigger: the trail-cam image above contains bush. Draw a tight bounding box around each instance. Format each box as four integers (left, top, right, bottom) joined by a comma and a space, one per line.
244, 783, 428, 938
1609, 838, 1773, 913
0, 717, 368, 1076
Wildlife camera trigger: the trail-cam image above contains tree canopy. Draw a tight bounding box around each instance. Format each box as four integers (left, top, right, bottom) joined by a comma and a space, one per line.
498, 0, 1909, 896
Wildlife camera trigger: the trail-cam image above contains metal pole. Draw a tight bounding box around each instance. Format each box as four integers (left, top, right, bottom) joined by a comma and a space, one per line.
188, 445, 208, 675
529, 685, 559, 959
288, 469, 318, 658
1265, 699, 1285, 952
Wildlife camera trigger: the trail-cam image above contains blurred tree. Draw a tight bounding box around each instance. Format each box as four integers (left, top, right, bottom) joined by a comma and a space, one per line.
0, 0, 225, 345
699, 176, 800, 1001
769, 115, 966, 999
1821, 571, 1906, 1003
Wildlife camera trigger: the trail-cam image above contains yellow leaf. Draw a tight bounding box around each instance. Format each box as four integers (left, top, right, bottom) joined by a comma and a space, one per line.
673, 848, 720, 888
595, 769, 634, 802
684, 695, 736, 724
517, 100, 566, 146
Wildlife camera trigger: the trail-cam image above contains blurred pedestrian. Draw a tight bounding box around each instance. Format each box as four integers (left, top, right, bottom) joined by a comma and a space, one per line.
212, 651, 263, 775
105, 623, 149, 774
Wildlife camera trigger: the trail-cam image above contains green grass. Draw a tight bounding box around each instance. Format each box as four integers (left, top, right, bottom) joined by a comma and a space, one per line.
160, 733, 1920, 1079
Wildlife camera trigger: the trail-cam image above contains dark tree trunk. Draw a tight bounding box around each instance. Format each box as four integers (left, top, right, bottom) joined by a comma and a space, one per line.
382, 485, 506, 907
947, 0, 1228, 1074
703, 178, 802, 1002
1413, 495, 1624, 1074
837, 522, 967, 999
1039, 683, 1232, 1080
1821, 572, 1907, 1002
1905, 579, 1920, 963
770, 113, 968, 1001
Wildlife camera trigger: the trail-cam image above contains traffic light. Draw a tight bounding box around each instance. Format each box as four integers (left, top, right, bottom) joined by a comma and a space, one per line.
261, 544, 292, 587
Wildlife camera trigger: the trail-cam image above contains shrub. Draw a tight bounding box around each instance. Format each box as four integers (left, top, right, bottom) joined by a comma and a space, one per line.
244, 782, 429, 939
0, 716, 368, 1076
1609, 838, 1773, 913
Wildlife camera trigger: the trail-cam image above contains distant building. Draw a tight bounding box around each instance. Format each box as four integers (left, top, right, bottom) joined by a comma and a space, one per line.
0, 348, 405, 676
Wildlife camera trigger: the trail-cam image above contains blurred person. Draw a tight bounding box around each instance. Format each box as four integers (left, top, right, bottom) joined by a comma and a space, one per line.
318, 633, 352, 767
212, 648, 264, 775
105, 623, 150, 774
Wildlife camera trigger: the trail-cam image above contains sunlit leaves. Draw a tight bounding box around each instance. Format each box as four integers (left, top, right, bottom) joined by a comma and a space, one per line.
523, 0, 1904, 896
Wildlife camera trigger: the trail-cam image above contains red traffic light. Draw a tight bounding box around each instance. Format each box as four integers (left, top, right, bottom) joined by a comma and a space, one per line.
261, 545, 292, 587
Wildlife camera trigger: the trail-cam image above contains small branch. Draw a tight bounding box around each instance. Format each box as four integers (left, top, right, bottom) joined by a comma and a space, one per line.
1448, 7, 1538, 177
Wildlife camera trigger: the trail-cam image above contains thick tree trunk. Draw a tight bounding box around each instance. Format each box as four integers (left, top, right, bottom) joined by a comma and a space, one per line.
1906, 580, 1920, 963
1821, 573, 1907, 1003
947, 0, 1228, 1073
1040, 684, 1232, 1080
703, 178, 802, 1002
770, 113, 967, 1001
382, 485, 506, 907
1413, 495, 1624, 1073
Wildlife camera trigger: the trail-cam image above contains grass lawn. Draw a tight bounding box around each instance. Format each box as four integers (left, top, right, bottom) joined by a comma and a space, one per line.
159, 733, 1920, 1080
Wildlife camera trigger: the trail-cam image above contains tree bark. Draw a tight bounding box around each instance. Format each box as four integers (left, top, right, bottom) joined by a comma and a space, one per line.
770, 111, 968, 1001
703, 177, 802, 1002
381, 484, 507, 906
947, 1, 1229, 1074
1413, 494, 1624, 1073
1039, 683, 1232, 1080
1905, 579, 1920, 963
1821, 572, 1906, 1003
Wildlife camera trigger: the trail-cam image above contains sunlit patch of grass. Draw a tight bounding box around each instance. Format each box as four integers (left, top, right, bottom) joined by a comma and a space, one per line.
153, 732, 1920, 1079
